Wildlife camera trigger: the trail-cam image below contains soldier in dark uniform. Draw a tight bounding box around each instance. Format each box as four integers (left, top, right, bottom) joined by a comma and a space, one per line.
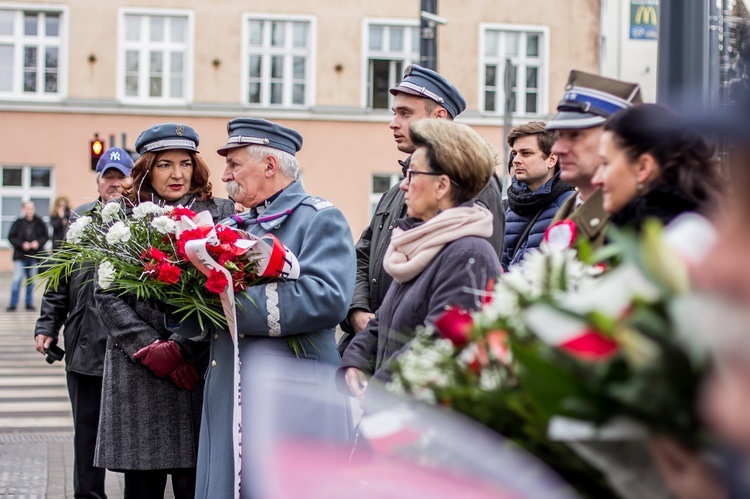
339, 65, 505, 352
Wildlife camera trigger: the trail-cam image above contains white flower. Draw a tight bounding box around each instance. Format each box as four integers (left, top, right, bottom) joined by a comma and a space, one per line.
132, 202, 163, 219
151, 215, 176, 235
101, 202, 122, 224
66, 216, 92, 243
98, 261, 116, 290
106, 221, 131, 244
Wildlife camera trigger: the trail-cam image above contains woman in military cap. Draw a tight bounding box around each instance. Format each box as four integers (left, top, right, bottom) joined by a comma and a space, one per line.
94, 123, 234, 499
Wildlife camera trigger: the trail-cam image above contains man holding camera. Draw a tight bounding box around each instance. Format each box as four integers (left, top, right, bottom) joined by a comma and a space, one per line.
34, 148, 133, 499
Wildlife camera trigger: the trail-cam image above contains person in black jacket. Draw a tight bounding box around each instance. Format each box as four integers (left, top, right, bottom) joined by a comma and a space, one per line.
339, 65, 505, 353
49, 196, 71, 250
7, 200, 48, 311
34, 147, 133, 499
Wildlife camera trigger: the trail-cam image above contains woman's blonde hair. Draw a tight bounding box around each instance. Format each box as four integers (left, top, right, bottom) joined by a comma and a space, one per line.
409, 119, 497, 204
51, 196, 70, 216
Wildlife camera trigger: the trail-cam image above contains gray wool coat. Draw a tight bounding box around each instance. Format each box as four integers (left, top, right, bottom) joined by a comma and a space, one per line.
94, 196, 234, 471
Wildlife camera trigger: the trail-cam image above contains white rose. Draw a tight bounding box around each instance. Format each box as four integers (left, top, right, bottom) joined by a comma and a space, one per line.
101, 202, 122, 224
132, 202, 163, 219
66, 215, 92, 243
151, 215, 176, 235
106, 221, 131, 244
98, 261, 116, 290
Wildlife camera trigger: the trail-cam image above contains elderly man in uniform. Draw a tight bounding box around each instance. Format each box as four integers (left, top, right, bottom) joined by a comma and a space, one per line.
340, 65, 505, 352
34, 148, 133, 499
171, 118, 355, 499
548, 70, 643, 247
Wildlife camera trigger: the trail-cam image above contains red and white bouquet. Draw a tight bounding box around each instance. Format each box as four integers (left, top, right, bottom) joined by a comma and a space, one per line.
36, 200, 299, 333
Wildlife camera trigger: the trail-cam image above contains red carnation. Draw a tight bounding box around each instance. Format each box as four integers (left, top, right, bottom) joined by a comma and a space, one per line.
206, 270, 229, 294
171, 206, 197, 220
177, 228, 206, 258
157, 263, 181, 285
141, 246, 168, 262
434, 308, 474, 346
232, 271, 248, 292
216, 225, 240, 244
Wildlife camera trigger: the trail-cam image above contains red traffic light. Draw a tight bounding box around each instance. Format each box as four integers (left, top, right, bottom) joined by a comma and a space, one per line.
90, 136, 104, 171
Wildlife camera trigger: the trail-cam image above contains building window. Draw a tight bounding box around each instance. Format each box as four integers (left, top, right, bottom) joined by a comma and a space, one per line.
243, 15, 314, 108
370, 173, 401, 218
365, 21, 419, 110
119, 10, 193, 104
0, 165, 53, 243
0, 8, 64, 99
481, 26, 547, 116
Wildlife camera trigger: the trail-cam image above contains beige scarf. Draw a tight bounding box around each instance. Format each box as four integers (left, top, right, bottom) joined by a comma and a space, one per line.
383, 204, 494, 283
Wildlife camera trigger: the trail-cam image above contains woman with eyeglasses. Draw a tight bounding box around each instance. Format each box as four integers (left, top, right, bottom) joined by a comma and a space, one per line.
337, 118, 501, 396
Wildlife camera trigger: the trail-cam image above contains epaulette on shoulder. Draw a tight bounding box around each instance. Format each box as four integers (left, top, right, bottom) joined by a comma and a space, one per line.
302, 196, 334, 211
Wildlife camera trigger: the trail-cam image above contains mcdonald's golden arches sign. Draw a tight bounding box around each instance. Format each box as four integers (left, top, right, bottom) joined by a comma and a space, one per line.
630, 0, 658, 40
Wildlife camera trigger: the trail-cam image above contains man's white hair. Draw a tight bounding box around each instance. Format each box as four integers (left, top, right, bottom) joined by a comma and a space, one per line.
246, 145, 299, 180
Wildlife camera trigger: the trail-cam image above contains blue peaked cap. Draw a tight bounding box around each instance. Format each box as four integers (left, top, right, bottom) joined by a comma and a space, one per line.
389, 64, 467, 119
217, 118, 303, 156
135, 123, 200, 155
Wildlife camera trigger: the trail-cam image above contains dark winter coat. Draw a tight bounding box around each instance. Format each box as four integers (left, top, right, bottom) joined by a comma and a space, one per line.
337, 223, 501, 386
502, 173, 574, 270
94, 195, 234, 471
34, 201, 107, 376
610, 183, 701, 232
8, 215, 48, 260
342, 157, 505, 334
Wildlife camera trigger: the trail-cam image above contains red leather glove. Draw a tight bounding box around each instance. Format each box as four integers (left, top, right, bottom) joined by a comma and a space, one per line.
133, 340, 199, 390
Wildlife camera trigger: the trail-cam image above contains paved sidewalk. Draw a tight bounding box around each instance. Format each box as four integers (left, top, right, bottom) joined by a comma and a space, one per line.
0, 272, 171, 499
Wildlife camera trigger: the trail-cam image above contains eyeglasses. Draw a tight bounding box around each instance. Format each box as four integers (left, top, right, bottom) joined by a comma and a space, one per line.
405, 168, 460, 187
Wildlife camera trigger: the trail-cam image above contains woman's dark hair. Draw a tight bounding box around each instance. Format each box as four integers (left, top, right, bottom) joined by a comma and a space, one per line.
604, 103, 723, 212
123, 150, 214, 205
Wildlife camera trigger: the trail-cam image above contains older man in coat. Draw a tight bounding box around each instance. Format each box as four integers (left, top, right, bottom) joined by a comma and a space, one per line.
172, 118, 355, 498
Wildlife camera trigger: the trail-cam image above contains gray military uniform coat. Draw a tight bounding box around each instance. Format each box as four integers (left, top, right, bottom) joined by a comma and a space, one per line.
171, 181, 356, 498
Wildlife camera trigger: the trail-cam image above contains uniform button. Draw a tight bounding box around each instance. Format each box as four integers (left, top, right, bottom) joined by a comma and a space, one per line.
590, 217, 600, 227
388, 225, 393, 230
211, 360, 217, 367
239, 334, 245, 338
371, 278, 377, 284
213, 333, 219, 339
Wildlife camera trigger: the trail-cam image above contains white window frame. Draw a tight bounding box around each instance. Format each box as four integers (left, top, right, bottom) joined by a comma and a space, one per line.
361, 18, 419, 110
479, 23, 549, 117
116, 7, 194, 105
0, 3, 68, 101
240, 13, 316, 109
369, 172, 401, 218
0, 164, 54, 248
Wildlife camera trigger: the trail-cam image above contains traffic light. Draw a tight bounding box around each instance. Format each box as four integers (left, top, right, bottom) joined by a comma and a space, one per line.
90, 135, 104, 171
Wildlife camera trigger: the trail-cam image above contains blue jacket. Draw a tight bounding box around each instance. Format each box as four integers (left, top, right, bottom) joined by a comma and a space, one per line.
502, 174, 574, 270
171, 180, 355, 498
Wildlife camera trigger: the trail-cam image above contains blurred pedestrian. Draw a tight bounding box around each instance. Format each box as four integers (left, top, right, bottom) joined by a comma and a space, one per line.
34, 147, 133, 499
6, 200, 48, 311
49, 196, 71, 249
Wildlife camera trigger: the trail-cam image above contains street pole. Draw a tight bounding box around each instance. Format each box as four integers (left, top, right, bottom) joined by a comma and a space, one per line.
420, 0, 438, 70
656, 0, 718, 111
502, 59, 514, 194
